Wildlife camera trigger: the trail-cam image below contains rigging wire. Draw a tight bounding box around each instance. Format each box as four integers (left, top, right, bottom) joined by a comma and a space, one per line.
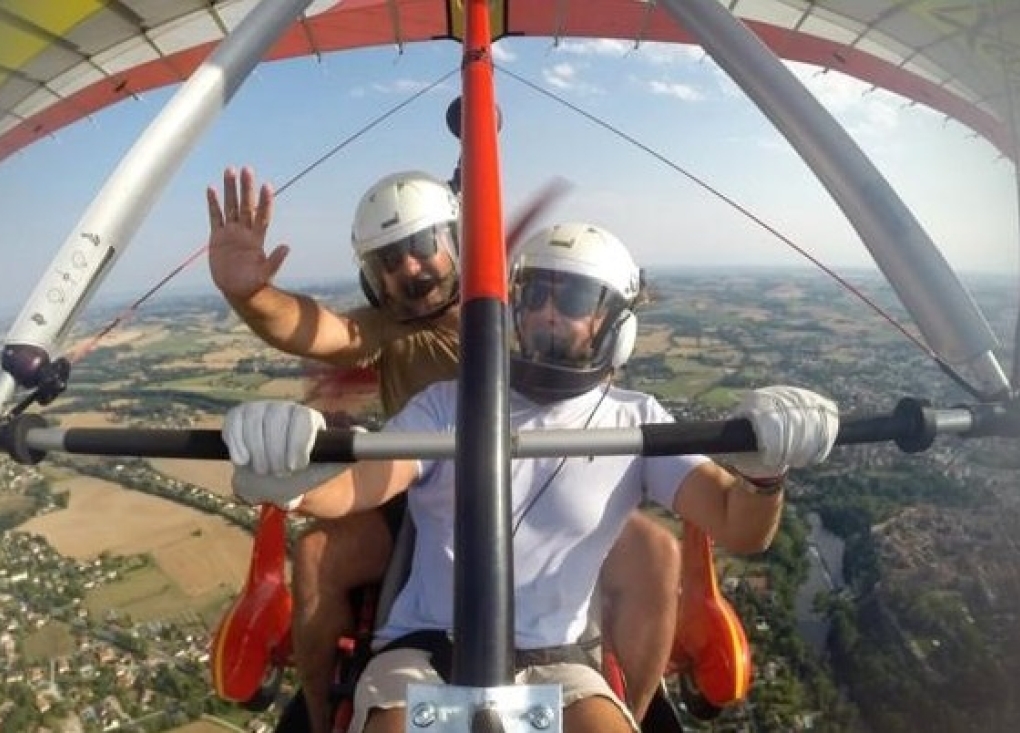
274, 67, 458, 197
65, 61, 1001, 402
511, 381, 612, 538
63, 67, 459, 368
991, 0, 1020, 396
64, 245, 209, 365
497, 64, 987, 400
1008, 134, 1020, 396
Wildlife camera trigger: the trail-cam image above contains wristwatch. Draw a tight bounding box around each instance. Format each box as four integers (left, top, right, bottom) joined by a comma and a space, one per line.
739, 472, 786, 496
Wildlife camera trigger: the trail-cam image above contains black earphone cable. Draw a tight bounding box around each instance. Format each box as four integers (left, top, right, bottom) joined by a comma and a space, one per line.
511, 379, 613, 538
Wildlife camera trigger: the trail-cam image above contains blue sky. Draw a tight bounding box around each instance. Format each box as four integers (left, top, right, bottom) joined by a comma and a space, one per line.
0, 36, 1016, 321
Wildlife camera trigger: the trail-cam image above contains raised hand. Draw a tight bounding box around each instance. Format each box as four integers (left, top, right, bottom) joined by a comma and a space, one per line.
207, 166, 290, 302
728, 385, 839, 478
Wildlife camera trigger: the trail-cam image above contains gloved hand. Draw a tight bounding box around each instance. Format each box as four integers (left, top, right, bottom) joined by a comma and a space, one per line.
231, 463, 349, 511
726, 386, 839, 479
223, 401, 330, 510
223, 400, 325, 474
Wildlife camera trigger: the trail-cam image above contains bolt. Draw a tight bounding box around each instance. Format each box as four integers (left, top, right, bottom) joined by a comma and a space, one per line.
411, 702, 437, 728
526, 704, 555, 730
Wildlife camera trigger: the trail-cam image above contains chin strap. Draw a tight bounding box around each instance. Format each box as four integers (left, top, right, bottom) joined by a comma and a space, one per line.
508, 358, 611, 404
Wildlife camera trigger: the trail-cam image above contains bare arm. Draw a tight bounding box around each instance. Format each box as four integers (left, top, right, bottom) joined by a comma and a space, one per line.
207, 166, 379, 363
671, 385, 839, 552
295, 458, 420, 518
672, 462, 783, 555
228, 286, 379, 363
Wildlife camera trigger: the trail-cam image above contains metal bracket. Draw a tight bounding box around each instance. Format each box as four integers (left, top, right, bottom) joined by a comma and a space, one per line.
405, 683, 562, 733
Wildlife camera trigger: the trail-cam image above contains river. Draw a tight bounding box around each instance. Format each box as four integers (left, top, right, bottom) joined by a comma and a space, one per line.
794, 511, 846, 656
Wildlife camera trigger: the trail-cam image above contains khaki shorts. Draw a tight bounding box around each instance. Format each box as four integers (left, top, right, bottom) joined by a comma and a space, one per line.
349, 647, 638, 733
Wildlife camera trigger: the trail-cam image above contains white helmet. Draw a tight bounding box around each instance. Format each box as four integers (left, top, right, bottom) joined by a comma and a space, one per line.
351, 171, 460, 320
509, 222, 640, 402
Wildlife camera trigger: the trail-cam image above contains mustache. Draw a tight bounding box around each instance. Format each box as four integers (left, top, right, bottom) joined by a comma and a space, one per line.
402, 275, 438, 300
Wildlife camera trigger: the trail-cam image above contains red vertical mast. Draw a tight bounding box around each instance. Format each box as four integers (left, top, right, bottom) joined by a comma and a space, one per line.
452, 0, 514, 685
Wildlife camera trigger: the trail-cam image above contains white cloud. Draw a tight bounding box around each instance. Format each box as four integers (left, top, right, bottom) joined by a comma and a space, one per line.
635, 42, 705, 66
348, 75, 449, 100
543, 62, 576, 89
790, 63, 904, 137
793, 65, 872, 112
644, 78, 703, 101
666, 56, 909, 138
554, 38, 705, 67
542, 62, 602, 94
555, 38, 631, 58
546, 39, 707, 100
369, 78, 433, 94
649, 52, 911, 138
491, 42, 517, 64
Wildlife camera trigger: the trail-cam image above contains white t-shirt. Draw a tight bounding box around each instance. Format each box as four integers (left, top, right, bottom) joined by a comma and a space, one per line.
376, 380, 709, 649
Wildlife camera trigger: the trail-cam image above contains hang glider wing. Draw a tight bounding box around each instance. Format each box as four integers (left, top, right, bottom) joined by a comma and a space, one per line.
1, 0, 1017, 162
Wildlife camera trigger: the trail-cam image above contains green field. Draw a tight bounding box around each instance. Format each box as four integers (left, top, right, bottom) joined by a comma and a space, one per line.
697, 386, 741, 408
141, 332, 212, 358
155, 372, 268, 392
86, 564, 236, 628
23, 621, 76, 662
655, 355, 726, 398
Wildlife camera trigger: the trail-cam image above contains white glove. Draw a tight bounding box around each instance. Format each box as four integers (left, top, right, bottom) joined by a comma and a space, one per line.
223, 401, 328, 510
232, 463, 349, 511
223, 400, 325, 475
726, 386, 839, 478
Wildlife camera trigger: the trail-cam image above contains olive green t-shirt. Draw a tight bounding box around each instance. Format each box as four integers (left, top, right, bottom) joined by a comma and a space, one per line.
342, 305, 459, 416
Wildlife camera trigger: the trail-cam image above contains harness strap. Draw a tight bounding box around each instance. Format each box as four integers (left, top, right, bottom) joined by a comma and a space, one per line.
377, 630, 455, 682
375, 630, 602, 683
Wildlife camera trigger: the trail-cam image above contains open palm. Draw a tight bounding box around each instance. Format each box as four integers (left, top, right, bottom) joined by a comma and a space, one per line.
207, 166, 289, 301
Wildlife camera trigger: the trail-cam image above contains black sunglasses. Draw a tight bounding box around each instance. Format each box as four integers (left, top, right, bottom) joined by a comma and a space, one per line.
372, 228, 441, 273
518, 274, 606, 319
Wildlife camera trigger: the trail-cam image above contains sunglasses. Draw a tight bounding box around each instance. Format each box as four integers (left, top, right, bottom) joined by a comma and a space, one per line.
372, 228, 441, 273
518, 274, 606, 319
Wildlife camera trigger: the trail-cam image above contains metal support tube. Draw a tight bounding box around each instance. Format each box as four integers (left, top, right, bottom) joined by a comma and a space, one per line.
659, 0, 1010, 396
16, 404, 986, 461
0, 0, 314, 408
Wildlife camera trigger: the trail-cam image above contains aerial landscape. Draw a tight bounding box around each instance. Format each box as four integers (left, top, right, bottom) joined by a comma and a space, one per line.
0, 2, 1018, 733
1, 268, 1017, 733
